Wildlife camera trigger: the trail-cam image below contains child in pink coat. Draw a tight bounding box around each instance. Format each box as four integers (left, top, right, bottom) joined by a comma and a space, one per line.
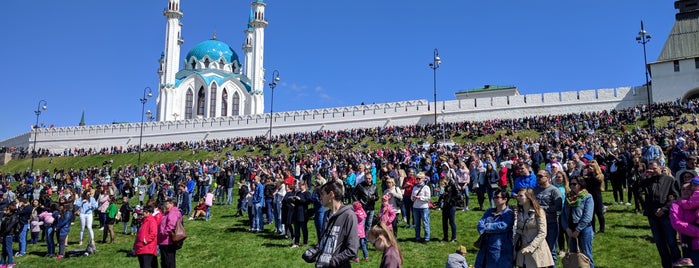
379, 194, 396, 231
353, 201, 369, 262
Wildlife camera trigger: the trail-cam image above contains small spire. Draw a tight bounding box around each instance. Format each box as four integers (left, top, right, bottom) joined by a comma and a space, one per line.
212, 31, 217, 40
79, 110, 85, 126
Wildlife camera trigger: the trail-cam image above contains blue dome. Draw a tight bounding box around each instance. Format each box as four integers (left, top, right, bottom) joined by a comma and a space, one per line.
185, 40, 239, 64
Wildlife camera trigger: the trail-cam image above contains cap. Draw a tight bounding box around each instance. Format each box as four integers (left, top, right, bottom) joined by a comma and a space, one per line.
692, 177, 699, 185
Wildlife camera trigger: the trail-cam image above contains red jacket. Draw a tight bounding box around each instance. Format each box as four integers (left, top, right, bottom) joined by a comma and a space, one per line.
133, 215, 158, 255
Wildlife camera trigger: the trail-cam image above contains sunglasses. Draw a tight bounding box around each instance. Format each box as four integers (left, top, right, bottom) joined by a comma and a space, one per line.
570, 183, 579, 186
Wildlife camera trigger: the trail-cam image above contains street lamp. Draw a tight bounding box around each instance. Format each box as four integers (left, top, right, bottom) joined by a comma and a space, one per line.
636, 20, 652, 133
138, 87, 153, 166
428, 48, 441, 126
268, 70, 280, 153
30, 100, 47, 173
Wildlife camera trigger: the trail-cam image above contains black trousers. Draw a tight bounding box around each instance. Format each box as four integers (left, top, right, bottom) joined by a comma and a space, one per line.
159, 244, 177, 268
138, 254, 158, 268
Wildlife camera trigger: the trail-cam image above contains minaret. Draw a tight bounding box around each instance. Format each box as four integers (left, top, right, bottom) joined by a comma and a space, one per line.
242, 10, 254, 80
157, 0, 183, 121
249, 0, 267, 115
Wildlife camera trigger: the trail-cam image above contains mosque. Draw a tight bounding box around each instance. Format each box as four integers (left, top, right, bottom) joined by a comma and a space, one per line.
1, 0, 699, 156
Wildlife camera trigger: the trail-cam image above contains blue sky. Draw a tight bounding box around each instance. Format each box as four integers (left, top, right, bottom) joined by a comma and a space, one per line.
0, 1, 675, 141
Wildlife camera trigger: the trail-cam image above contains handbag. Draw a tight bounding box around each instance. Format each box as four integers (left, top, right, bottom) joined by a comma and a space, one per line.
472, 233, 485, 249
562, 237, 591, 268
170, 218, 187, 243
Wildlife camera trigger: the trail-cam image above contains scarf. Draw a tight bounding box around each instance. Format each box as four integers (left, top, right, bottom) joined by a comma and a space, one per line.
566, 189, 589, 207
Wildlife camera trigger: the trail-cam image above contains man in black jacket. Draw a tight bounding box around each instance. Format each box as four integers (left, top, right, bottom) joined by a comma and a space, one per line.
353, 174, 378, 233
640, 160, 681, 268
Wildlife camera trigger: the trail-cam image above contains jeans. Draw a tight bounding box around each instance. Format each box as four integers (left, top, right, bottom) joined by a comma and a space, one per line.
188, 192, 194, 213
404, 198, 414, 226
226, 188, 234, 205
314, 206, 326, 241
265, 198, 273, 223
568, 226, 594, 268
58, 235, 67, 256
365, 210, 375, 233
461, 184, 470, 208
205, 206, 211, 220
273, 197, 283, 231
80, 213, 94, 242
358, 237, 368, 259
1, 235, 13, 265
413, 207, 430, 241
99, 211, 107, 228
18, 223, 28, 254
648, 216, 681, 268
253, 202, 264, 231
441, 206, 456, 241
46, 227, 55, 256
546, 217, 559, 265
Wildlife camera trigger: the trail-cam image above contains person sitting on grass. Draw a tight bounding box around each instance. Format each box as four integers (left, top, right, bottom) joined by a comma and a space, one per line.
189, 199, 207, 220
446, 245, 468, 268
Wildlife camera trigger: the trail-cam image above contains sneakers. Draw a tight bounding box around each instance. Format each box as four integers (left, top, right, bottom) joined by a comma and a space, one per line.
56, 254, 64, 259
188, 217, 194, 220
625, 202, 632, 206
14, 253, 24, 257
353, 258, 360, 263
672, 258, 694, 267
99, 227, 104, 231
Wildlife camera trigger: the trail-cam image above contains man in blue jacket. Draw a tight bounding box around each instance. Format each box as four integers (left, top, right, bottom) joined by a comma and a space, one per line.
252, 176, 265, 232
511, 163, 537, 196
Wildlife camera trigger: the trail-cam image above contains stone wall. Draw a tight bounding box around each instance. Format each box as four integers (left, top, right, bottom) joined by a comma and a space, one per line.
0, 87, 648, 153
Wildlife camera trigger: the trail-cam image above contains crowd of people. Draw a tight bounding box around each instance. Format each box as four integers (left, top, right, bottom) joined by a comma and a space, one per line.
2, 99, 699, 267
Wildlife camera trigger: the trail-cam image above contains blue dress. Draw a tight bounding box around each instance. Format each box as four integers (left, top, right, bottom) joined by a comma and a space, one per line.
474, 206, 514, 268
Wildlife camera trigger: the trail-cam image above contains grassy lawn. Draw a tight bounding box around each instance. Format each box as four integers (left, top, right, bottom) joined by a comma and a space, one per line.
15, 191, 659, 268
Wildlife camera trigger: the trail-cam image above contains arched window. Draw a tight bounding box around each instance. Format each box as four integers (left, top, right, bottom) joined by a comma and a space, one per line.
185, 89, 193, 119
197, 87, 205, 116
221, 89, 228, 116
191, 60, 196, 70
204, 58, 210, 68
209, 83, 217, 117
232, 92, 240, 116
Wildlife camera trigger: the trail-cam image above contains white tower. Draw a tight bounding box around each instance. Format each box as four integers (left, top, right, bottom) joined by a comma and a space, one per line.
157, 0, 183, 121
243, 11, 254, 81
249, 0, 267, 114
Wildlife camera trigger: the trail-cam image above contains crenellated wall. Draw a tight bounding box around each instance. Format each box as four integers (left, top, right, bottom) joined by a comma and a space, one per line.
0, 87, 649, 153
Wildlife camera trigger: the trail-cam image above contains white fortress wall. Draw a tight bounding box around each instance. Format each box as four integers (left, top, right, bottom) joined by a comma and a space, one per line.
0, 87, 650, 154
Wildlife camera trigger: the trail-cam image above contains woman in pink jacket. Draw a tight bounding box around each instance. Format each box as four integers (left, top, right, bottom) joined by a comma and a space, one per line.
670, 181, 699, 267
158, 198, 182, 268
134, 206, 157, 268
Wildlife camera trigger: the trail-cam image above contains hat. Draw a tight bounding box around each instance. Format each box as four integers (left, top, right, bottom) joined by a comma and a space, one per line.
352, 201, 363, 211
456, 245, 467, 254
382, 194, 390, 203
315, 177, 327, 186
692, 177, 699, 185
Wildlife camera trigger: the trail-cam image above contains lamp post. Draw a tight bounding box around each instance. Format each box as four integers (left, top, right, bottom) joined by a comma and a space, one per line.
30, 100, 48, 172
428, 48, 441, 126
636, 20, 652, 133
138, 87, 153, 166
268, 70, 280, 153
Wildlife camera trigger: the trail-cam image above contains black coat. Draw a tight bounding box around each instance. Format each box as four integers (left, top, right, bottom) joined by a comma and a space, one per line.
292, 190, 311, 223
353, 182, 378, 212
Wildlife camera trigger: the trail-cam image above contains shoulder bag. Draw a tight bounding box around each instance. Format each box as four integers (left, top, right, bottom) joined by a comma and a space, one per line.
562, 237, 591, 268
170, 218, 187, 243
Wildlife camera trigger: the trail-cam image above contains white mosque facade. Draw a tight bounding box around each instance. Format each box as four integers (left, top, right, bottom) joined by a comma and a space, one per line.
2, 0, 699, 154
